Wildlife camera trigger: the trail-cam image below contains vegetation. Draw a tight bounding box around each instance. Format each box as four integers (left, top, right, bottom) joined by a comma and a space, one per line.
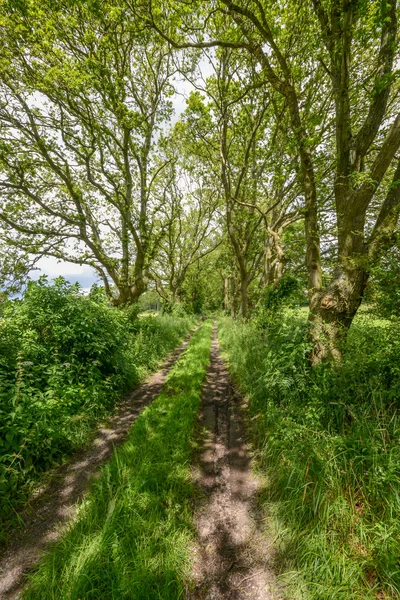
219, 310, 400, 599
22, 321, 212, 600
0, 0, 399, 597
0, 278, 195, 528
0, 0, 398, 359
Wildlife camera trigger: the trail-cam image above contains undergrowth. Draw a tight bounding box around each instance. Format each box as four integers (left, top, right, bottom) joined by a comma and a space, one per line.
0, 278, 195, 529
23, 320, 212, 600
218, 310, 400, 600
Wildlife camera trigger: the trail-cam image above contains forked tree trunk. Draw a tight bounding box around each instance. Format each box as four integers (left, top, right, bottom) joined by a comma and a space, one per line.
262, 234, 285, 287
112, 282, 146, 307
308, 265, 368, 365
112, 269, 147, 307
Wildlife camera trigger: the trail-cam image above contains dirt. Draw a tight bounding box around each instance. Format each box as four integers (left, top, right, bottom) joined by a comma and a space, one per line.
189, 322, 282, 600
0, 329, 197, 600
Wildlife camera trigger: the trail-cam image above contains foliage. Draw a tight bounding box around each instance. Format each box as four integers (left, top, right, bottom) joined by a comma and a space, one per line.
0, 0, 176, 304
255, 275, 306, 326
0, 278, 194, 527
368, 236, 400, 317
150, 0, 400, 360
22, 321, 212, 600
218, 310, 400, 599
0, 0, 398, 593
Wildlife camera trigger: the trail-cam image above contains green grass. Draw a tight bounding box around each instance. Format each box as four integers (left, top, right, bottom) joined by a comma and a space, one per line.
23, 320, 212, 600
218, 309, 400, 600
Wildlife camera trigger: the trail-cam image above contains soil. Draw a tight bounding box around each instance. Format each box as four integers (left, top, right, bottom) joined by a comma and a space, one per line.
189, 322, 282, 600
0, 329, 197, 600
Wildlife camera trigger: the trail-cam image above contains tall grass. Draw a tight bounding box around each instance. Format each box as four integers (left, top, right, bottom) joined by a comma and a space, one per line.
23, 320, 212, 600
218, 310, 400, 600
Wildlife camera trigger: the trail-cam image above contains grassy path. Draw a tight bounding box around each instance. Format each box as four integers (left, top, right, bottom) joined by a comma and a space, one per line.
190, 323, 281, 600
0, 323, 201, 599
21, 321, 212, 600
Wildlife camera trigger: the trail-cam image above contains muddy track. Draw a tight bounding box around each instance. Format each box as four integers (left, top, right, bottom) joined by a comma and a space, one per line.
0, 327, 199, 600
190, 322, 281, 600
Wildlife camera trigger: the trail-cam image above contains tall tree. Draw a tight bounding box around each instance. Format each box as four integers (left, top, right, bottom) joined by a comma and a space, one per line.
0, 0, 175, 305
150, 0, 400, 361
151, 147, 221, 307
178, 48, 301, 316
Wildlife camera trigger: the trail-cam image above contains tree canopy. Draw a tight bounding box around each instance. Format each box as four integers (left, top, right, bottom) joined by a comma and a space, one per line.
0, 0, 399, 362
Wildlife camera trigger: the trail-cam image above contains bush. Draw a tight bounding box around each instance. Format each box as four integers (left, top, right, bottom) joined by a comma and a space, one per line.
255, 275, 306, 327
218, 309, 400, 599
0, 278, 194, 525
368, 238, 400, 318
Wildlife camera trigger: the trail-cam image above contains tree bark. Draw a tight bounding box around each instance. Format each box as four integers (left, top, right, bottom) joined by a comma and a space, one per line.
240, 276, 249, 319
308, 264, 368, 365
223, 277, 230, 311
230, 277, 237, 318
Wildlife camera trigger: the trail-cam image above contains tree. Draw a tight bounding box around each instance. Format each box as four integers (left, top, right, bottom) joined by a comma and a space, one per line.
0, 239, 32, 295
150, 0, 400, 361
150, 142, 221, 307
177, 46, 302, 317
0, 0, 175, 305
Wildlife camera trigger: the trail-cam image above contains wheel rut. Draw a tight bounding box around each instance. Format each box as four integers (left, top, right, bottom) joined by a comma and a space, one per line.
0, 327, 199, 600
190, 322, 281, 600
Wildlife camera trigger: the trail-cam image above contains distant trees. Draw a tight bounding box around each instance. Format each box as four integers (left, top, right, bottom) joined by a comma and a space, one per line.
174, 48, 302, 317
151, 145, 221, 307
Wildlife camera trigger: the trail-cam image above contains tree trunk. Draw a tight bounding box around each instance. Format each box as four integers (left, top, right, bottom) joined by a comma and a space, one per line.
308, 264, 368, 365
262, 231, 285, 287
112, 282, 146, 307
262, 240, 275, 286
223, 277, 230, 311
239, 276, 249, 319
111, 262, 147, 306
230, 277, 237, 318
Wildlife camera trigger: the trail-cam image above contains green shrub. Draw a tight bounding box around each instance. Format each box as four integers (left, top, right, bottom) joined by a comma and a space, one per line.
0, 278, 194, 526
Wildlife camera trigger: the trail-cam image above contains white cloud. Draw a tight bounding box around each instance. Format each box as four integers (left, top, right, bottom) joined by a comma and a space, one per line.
30, 257, 99, 289
35, 256, 91, 276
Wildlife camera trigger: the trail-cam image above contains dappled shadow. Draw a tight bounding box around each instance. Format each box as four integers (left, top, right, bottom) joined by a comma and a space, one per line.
0, 329, 198, 600
189, 323, 281, 600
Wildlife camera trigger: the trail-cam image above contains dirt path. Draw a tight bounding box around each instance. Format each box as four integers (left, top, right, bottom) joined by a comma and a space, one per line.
190, 323, 281, 600
0, 328, 198, 600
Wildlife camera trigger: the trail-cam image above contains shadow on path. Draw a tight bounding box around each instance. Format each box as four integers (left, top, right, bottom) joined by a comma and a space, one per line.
0, 329, 197, 600
189, 322, 282, 600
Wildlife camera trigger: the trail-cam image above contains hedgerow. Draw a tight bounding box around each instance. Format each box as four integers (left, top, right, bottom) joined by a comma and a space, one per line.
0, 278, 194, 526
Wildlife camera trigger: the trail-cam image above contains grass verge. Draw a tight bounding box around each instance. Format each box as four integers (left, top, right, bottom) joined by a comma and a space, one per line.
218, 310, 400, 600
22, 320, 212, 600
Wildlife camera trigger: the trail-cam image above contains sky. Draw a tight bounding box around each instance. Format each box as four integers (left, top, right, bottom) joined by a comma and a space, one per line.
29, 257, 100, 292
